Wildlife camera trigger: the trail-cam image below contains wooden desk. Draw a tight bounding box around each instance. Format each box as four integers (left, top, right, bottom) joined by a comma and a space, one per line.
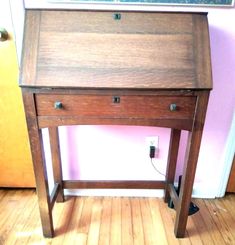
20, 10, 212, 238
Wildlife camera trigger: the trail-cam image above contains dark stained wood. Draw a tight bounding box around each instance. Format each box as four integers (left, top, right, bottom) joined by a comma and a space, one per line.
19, 11, 41, 87
37, 116, 193, 131
168, 184, 179, 210
63, 180, 166, 189
38, 34, 193, 69
192, 14, 213, 89
226, 154, 235, 192
49, 182, 60, 209
22, 88, 196, 96
41, 11, 193, 34
48, 127, 64, 202
174, 91, 210, 238
35, 94, 196, 119
20, 10, 212, 239
164, 129, 181, 203
20, 11, 212, 90
21, 91, 54, 237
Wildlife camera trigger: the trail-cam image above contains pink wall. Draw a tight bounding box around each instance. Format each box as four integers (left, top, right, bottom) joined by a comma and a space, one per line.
44, 6, 235, 197
195, 8, 235, 195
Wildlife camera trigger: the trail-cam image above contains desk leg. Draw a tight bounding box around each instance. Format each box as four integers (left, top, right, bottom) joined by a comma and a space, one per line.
22, 92, 54, 237
164, 129, 181, 203
49, 127, 64, 202
174, 92, 209, 238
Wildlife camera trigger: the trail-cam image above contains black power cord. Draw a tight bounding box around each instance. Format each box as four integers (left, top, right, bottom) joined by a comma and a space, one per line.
149, 145, 165, 177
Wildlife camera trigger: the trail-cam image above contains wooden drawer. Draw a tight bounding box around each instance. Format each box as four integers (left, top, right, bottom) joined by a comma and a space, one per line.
35, 94, 196, 120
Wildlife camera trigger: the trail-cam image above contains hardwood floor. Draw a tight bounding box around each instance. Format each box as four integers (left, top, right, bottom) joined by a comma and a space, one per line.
0, 189, 234, 245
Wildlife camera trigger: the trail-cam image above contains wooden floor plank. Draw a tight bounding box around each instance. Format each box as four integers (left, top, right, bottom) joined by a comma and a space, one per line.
0, 189, 235, 245
221, 195, 235, 223
5, 191, 37, 245
186, 216, 204, 245
99, 197, 112, 245
204, 199, 235, 245
63, 197, 84, 245
191, 201, 214, 245
50, 197, 75, 245
158, 200, 182, 245
87, 197, 103, 245
77, 196, 93, 234
196, 199, 226, 245
130, 198, 145, 245
148, 198, 168, 245
121, 197, 133, 245
140, 198, 159, 245
110, 197, 122, 245
0, 190, 33, 244
190, 206, 215, 245
213, 198, 235, 241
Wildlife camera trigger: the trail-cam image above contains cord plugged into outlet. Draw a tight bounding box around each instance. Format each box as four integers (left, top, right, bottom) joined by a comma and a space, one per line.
146, 136, 165, 177
146, 136, 159, 158
149, 145, 156, 158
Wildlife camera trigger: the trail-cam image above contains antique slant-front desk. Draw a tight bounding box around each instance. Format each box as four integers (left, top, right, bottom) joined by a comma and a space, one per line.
20, 9, 212, 238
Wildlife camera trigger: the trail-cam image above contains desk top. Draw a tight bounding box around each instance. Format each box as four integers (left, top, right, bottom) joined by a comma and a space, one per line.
20, 10, 212, 90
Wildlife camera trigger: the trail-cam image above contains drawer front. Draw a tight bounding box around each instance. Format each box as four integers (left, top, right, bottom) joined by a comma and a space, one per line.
35, 94, 196, 120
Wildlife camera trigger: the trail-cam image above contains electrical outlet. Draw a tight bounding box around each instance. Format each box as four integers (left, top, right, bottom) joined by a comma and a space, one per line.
146, 136, 159, 148
146, 136, 159, 157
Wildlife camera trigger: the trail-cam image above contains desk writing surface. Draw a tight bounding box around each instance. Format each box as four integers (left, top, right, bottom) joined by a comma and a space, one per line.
20, 10, 212, 90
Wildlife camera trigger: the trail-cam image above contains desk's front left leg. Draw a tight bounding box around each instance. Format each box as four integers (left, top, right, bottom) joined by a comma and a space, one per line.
22, 92, 54, 238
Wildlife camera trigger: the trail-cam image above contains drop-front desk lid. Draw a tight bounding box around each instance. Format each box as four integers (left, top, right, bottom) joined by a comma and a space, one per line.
20, 10, 212, 90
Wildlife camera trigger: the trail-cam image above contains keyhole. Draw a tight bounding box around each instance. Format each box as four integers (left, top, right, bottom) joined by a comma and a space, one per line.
113, 13, 121, 20
112, 96, 120, 103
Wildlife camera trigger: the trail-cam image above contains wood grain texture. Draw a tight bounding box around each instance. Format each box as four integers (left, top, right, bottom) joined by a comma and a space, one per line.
35, 94, 196, 119
192, 14, 213, 90
99, 197, 112, 245
174, 91, 210, 238
130, 198, 145, 245
20, 10, 212, 89
22, 91, 54, 237
164, 129, 181, 203
63, 180, 165, 189
19, 11, 40, 86
110, 197, 122, 245
38, 116, 194, 131
40, 11, 193, 34
48, 127, 64, 202
2, 190, 234, 244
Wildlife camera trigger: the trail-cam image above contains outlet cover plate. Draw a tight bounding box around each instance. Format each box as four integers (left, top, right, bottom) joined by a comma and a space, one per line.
146, 136, 159, 148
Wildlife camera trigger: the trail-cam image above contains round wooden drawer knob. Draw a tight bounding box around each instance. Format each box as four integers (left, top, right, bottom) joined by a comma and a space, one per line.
169, 103, 177, 111
54, 101, 63, 109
